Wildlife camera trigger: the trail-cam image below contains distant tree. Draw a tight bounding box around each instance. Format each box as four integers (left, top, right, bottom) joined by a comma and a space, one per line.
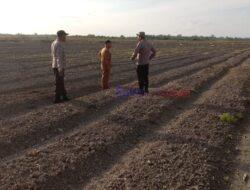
87, 34, 95, 38
210, 34, 216, 39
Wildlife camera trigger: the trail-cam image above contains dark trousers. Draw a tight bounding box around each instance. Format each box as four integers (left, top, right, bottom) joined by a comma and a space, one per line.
53, 68, 67, 99
136, 64, 149, 93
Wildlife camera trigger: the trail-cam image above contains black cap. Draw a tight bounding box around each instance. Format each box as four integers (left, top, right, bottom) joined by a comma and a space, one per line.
57, 30, 69, 37
137, 32, 146, 38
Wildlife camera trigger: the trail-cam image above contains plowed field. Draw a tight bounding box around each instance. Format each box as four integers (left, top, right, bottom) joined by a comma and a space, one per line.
0, 38, 249, 190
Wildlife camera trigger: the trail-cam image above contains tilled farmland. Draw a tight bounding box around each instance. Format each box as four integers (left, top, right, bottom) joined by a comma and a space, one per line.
0, 38, 250, 190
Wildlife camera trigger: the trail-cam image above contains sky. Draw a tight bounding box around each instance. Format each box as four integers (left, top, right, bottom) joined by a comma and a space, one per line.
0, 0, 249, 37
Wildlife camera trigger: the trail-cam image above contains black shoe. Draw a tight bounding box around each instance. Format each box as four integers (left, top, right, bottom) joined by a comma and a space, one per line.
138, 89, 145, 95
62, 96, 70, 101
54, 94, 62, 104
54, 99, 63, 104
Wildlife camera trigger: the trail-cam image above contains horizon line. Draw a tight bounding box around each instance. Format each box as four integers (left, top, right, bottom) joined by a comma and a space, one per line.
0, 33, 249, 39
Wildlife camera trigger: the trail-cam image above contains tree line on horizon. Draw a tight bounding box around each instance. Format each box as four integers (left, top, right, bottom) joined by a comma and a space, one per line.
0, 33, 249, 41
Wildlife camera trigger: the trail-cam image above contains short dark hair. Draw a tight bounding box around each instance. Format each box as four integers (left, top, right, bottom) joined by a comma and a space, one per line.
105, 40, 112, 44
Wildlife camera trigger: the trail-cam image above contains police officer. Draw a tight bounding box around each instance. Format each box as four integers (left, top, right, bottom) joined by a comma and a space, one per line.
51, 30, 70, 103
131, 32, 156, 94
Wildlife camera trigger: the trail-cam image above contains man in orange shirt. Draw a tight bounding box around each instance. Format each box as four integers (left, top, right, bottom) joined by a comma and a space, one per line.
99, 40, 112, 90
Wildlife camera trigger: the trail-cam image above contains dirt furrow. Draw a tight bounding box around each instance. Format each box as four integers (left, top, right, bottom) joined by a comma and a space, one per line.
86, 59, 250, 190
0, 50, 202, 84
0, 52, 248, 190
0, 49, 222, 94
0, 50, 214, 99
0, 51, 244, 158
0, 44, 224, 74
0, 51, 240, 120
0, 45, 199, 84
147, 50, 246, 90
0, 51, 248, 159
0, 90, 128, 160
229, 75, 250, 190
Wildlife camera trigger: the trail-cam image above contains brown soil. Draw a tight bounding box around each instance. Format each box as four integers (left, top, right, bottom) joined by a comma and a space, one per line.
0, 39, 250, 190
230, 75, 250, 190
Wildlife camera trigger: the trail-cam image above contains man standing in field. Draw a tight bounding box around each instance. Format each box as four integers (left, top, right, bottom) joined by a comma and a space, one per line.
51, 30, 70, 103
99, 40, 112, 90
131, 32, 156, 94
